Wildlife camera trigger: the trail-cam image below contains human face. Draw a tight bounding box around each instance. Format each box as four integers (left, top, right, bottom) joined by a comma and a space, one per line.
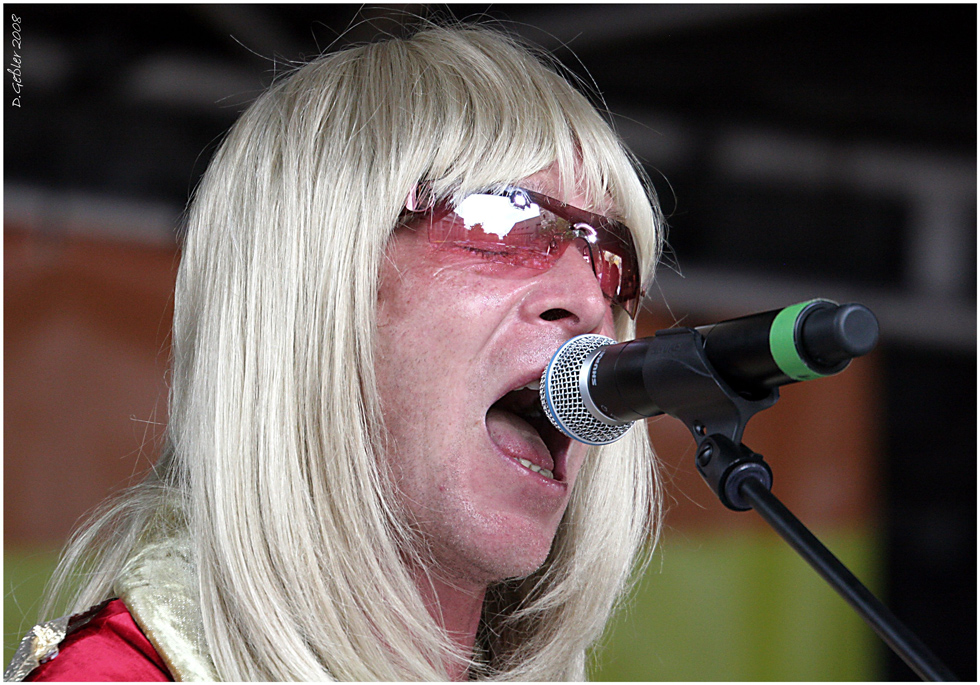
375, 166, 620, 587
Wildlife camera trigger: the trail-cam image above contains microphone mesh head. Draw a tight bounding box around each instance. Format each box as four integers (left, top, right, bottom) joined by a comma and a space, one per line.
540, 334, 633, 446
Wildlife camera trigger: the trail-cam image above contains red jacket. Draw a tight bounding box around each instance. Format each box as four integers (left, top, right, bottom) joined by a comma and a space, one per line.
27, 600, 172, 682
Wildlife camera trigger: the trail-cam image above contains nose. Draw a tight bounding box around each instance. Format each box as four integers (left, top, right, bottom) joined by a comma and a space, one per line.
521, 240, 611, 335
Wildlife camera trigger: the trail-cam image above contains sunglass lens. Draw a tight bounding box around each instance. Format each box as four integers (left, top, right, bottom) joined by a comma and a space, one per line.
427, 190, 641, 317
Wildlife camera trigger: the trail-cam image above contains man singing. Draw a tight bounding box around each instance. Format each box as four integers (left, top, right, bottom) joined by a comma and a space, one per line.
12, 22, 665, 681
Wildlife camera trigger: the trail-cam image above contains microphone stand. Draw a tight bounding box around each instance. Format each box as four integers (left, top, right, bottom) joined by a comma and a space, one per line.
697, 435, 957, 682
646, 328, 958, 681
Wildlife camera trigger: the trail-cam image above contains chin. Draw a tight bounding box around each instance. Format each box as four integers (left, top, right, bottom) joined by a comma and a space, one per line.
459, 514, 561, 583
505, 549, 553, 581
496, 546, 552, 581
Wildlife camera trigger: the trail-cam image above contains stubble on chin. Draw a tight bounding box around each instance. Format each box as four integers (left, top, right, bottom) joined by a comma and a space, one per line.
429, 496, 560, 587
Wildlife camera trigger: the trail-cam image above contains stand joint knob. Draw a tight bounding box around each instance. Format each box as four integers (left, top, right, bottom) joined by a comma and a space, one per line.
696, 434, 773, 511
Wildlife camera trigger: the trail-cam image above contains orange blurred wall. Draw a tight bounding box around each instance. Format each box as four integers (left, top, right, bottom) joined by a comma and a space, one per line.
4, 228, 177, 546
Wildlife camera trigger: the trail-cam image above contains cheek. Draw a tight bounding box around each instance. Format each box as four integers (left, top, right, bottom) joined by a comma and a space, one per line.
374, 250, 485, 469
378, 254, 474, 330
563, 442, 591, 489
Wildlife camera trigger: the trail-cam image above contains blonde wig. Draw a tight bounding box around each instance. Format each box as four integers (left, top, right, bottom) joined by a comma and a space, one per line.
40, 23, 666, 680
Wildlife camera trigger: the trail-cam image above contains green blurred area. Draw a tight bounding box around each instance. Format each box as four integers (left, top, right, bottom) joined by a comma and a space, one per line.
5, 529, 881, 679
4, 547, 66, 669
592, 528, 882, 680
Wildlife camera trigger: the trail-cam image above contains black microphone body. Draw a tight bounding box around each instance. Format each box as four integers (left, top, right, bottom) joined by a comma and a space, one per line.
540, 300, 879, 445
591, 300, 878, 422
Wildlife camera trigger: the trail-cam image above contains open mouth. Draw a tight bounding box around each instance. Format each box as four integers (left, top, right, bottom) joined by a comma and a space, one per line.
486, 379, 571, 482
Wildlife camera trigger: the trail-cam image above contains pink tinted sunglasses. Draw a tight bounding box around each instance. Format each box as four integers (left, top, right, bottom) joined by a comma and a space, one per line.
400, 186, 643, 318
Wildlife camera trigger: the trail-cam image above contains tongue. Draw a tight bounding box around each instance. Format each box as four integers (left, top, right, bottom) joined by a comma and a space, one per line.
486, 407, 555, 472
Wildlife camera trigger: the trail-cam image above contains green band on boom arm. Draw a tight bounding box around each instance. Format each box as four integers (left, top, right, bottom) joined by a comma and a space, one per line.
769, 299, 834, 381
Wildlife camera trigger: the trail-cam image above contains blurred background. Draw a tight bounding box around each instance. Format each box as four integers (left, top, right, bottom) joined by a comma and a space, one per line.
4, 4, 975, 680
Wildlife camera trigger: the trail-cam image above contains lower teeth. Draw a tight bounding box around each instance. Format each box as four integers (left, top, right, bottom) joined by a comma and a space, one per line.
517, 458, 554, 480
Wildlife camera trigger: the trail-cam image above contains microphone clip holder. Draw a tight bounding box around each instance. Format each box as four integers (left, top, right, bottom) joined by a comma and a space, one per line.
637, 327, 777, 508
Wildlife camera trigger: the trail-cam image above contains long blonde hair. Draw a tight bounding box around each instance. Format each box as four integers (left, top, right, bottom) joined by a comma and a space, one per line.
41, 23, 665, 680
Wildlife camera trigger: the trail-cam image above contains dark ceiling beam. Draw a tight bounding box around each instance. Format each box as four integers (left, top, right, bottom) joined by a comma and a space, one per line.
507, 4, 801, 53
124, 54, 262, 110
192, 4, 300, 64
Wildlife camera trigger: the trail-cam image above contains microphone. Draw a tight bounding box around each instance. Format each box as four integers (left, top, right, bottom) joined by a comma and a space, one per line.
540, 299, 879, 445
